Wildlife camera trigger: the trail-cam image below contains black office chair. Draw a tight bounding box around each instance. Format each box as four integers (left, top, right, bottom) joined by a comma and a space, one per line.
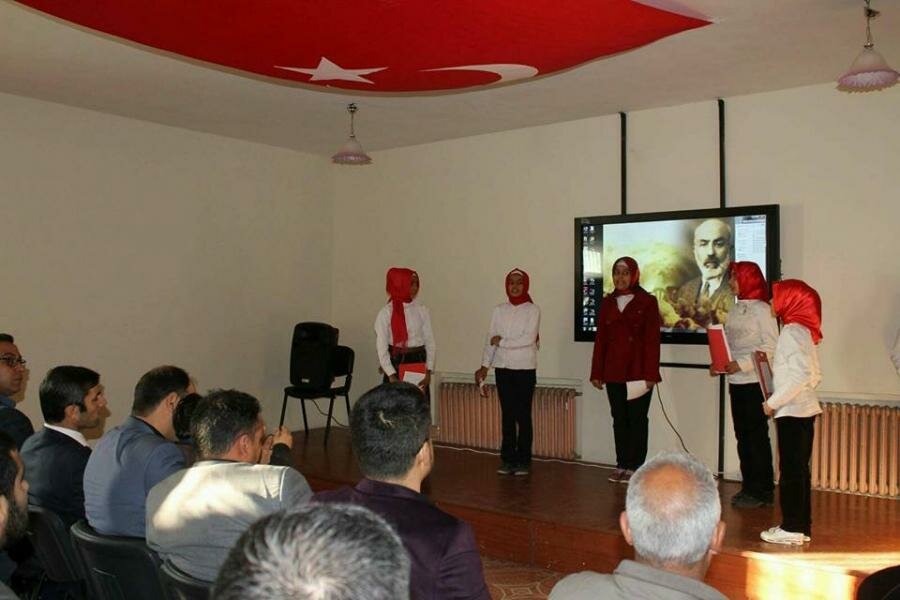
159, 560, 212, 600
279, 345, 354, 445
27, 506, 86, 598
69, 520, 167, 600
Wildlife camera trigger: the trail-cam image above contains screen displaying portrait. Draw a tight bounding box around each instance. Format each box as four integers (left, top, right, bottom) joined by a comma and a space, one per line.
575, 205, 780, 344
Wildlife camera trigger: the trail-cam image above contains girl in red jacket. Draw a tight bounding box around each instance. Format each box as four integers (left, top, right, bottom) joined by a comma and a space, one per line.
590, 257, 662, 483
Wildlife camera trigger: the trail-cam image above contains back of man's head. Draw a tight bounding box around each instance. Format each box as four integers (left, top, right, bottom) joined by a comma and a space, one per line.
350, 383, 430, 480
173, 392, 202, 442
0, 431, 28, 548
191, 389, 261, 459
132, 365, 191, 416
0, 334, 13, 344
213, 503, 410, 600
625, 452, 721, 569
39, 366, 100, 424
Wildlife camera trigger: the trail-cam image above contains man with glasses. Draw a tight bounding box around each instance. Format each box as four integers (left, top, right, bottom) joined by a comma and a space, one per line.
316, 383, 490, 600
0, 334, 34, 450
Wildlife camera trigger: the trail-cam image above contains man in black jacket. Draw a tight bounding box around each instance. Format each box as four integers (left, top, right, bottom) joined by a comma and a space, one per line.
0, 335, 33, 451
20, 366, 107, 526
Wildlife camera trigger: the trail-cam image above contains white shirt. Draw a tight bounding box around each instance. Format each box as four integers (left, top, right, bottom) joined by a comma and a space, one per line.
375, 299, 436, 376
44, 423, 89, 447
615, 294, 634, 312
481, 302, 540, 370
723, 299, 779, 385
766, 323, 823, 418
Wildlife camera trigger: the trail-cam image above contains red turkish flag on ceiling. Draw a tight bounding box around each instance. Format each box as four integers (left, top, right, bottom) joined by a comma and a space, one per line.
15, 0, 709, 92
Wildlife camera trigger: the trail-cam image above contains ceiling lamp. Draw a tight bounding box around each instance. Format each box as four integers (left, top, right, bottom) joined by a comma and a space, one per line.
838, 0, 898, 92
332, 103, 372, 165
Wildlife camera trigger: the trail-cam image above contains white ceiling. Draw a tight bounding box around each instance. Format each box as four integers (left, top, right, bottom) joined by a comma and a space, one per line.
1, 0, 897, 155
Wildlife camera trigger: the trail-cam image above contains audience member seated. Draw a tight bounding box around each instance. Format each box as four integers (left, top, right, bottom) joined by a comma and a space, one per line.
172, 392, 201, 465
21, 366, 107, 527
316, 382, 490, 600
213, 503, 410, 600
146, 388, 311, 582
83, 365, 193, 537
0, 431, 31, 600
0, 335, 34, 450
549, 451, 727, 600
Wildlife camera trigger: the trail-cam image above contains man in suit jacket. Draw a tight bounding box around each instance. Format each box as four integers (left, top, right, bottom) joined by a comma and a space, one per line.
549, 452, 727, 600
146, 389, 310, 582
315, 383, 490, 600
675, 219, 735, 329
83, 365, 193, 537
0, 335, 34, 451
21, 366, 107, 526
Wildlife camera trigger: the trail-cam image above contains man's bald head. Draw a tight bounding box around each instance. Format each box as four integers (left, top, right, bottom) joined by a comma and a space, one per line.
623, 452, 722, 569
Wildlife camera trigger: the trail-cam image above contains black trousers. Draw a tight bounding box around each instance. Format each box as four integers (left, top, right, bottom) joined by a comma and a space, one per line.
776, 416, 816, 536
729, 382, 775, 498
495, 368, 536, 466
606, 383, 652, 471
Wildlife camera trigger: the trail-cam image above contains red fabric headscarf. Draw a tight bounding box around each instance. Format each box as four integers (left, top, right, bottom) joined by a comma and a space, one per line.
611, 256, 641, 296
386, 267, 416, 349
730, 261, 769, 302
772, 279, 823, 345
506, 268, 533, 306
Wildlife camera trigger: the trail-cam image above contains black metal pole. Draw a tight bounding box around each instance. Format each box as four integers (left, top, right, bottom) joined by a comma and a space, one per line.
716, 98, 727, 476
620, 112, 627, 216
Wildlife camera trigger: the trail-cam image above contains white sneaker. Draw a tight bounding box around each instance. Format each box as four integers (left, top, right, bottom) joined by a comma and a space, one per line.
760, 526, 809, 545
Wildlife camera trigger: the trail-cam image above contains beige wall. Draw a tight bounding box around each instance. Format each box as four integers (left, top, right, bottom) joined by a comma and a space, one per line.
332, 82, 900, 476
1, 92, 334, 433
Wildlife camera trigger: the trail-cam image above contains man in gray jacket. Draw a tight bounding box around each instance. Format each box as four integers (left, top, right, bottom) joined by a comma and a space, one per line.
550, 452, 727, 600
146, 388, 311, 582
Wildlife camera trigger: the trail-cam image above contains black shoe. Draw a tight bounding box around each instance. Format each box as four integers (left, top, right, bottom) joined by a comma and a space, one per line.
732, 493, 766, 509
758, 492, 775, 507
497, 463, 514, 475
730, 490, 748, 506
513, 464, 530, 476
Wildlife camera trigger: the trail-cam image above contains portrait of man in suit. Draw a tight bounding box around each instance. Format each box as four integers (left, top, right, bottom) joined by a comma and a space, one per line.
673, 218, 735, 329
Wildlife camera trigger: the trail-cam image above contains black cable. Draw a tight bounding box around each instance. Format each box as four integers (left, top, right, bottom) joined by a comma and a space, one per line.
306, 399, 348, 429
655, 384, 691, 455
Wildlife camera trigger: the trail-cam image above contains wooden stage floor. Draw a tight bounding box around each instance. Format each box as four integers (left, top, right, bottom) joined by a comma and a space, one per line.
292, 428, 900, 600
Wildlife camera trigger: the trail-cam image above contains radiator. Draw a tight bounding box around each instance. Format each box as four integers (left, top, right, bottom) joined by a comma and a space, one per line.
810, 402, 900, 497
434, 382, 577, 460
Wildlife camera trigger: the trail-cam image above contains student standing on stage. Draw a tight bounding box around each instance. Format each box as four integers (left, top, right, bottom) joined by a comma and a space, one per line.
475, 269, 540, 477
375, 268, 435, 400
711, 261, 777, 508
760, 279, 823, 546
590, 257, 661, 484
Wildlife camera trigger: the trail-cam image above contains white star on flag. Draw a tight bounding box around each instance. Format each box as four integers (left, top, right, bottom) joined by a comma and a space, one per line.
276, 57, 386, 84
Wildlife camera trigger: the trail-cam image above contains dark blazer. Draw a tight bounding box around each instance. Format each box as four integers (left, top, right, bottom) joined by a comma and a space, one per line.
315, 478, 490, 600
20, 427, 92, 526
0, 398, 35, 450
590, 288, 662, 384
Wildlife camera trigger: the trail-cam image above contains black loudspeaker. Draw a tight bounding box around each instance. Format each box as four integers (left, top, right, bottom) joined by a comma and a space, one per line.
289, 322, 339, 389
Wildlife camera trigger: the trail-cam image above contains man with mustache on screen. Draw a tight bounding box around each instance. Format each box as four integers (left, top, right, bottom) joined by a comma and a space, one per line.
676, 218, 735, 329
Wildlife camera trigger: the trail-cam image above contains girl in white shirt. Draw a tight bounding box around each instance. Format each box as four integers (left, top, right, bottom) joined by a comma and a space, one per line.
375, 268, 435, 399
475, 269, 540, 476
759, 279, 823, 546
713, 261, 778, 508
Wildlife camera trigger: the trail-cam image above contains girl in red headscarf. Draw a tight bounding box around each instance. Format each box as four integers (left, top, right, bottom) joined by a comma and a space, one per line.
759, 279, 823, 546
375, 268, 435, 397
711, 261, 778, 508
589, 257, 661, 483
475, 269, 541, 476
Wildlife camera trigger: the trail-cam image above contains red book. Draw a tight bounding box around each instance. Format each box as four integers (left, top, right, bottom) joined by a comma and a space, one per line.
707, 325, 732, 373
752, 351, 774, 399
398, 362, 427, 385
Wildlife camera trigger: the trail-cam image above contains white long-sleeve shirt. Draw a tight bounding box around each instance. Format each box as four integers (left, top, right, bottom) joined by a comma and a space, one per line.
481, 302, 540, 370
374, 300, 436, 376
766, 323, 822, 418
723, 299, 779, 385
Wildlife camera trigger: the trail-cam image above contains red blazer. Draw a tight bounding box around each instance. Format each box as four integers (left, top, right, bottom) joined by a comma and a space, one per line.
590, 289, 662, 384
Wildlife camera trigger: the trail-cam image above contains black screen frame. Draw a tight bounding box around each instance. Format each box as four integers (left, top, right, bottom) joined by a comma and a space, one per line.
574, 204, 780, 345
